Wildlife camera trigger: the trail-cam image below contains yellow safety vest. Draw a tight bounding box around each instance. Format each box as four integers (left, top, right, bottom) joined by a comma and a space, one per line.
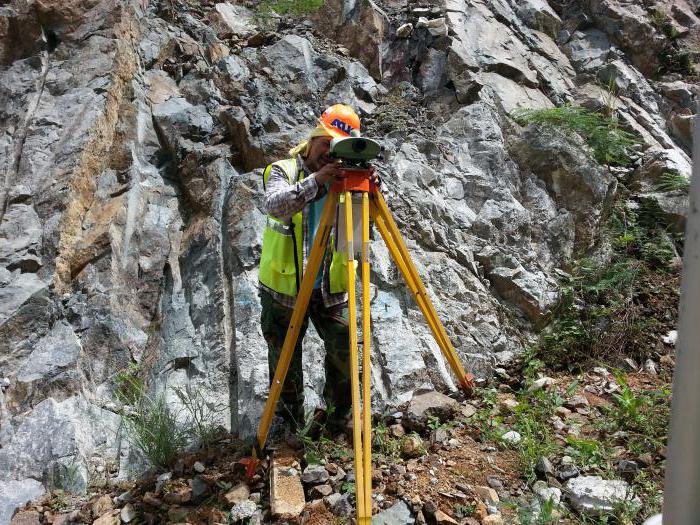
259, 158, 349, 297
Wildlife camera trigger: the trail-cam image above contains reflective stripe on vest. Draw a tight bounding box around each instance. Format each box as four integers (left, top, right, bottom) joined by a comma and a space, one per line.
258, 158, 349, 296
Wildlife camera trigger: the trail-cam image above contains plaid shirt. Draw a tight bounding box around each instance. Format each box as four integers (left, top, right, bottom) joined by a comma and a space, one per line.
259, 155, 348, 310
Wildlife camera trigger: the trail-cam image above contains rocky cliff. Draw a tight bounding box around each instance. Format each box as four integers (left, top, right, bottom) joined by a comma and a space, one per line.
0, 0, 696, 521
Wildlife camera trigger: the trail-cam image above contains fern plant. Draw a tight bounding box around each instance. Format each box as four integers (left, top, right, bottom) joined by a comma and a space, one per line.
513, 105, 639, 166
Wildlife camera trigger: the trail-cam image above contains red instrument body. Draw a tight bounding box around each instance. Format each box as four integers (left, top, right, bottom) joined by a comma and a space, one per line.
331, 167, 379, 193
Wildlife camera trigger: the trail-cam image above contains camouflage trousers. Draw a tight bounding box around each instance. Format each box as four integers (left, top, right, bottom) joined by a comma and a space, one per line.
260, 288, 351, 427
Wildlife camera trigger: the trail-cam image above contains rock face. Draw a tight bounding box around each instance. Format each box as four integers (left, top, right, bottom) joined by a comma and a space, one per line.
0, 0, 695, 520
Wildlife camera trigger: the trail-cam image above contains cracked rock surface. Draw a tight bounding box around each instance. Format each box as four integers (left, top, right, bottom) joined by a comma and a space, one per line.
0, 0, 696, 521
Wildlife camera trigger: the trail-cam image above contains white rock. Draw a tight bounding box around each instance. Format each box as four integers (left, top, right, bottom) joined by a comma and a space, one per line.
565, 476, 641, 515
396, 23, 413, 38
193, 461, 206, 473
532, 480, 561, 506
120, 503, 136, 523
230, 499, 257, 521
662, 330, 677, 345
501, 430, 522, 445
528, 377, 554, 392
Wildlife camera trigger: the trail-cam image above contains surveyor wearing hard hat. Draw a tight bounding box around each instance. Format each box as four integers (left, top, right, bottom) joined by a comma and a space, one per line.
258, 104, 363, 432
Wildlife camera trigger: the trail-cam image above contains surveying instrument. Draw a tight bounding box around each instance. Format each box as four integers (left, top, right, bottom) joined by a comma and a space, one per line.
246, 136, 475, 523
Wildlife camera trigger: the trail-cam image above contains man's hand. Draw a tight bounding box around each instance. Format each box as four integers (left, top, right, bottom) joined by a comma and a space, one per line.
313, 160, 342, 186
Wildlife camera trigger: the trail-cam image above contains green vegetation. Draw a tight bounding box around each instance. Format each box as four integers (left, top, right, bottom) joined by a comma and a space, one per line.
648, 8, 680, 39
121, 391, 189, 469
510, 390, 564, 480
596, 376, 670, 458
255, 0, 323, 18
116, 365, 222, 469
173, 386, 224, 448
534, 195, 679, 371
513, 105, 640, 166
655, 171, 690, 193
373, 420, 402, 460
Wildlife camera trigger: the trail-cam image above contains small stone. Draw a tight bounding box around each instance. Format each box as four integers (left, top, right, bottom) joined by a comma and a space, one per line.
433, 509, 458, 524
116, 491, 133, 504
92, 512, 119, 525
230, 500, 257, 521
390, 423, 406, 438
193, 461, 206, 473
536, 457, 555, 476
91, 495, 113, 517
401, 435, 425, 458
371, 500, 413, 524
155, 472, 172, 494
644, 359, 658, 375
415, 16, 448, 36
302, 464, 330, 485
224, 483, 250, 505
532, 481, 561, 505
191, 475, 210, 500
461, 403, 477, 418
500, 430, 522, 445
558, 465, 579, 480
473, 485, 499, 504
528, 377, 554, 392
617, 460, 640, 475
555, 406, 571, 417
499, 398, 519, 413
487, 476, 503, 490
565, 395, 589, 409
120, 504, 136, 523
396, 23, 413, 38
662, 330, 677, 345
482, 515, 504, 525
309, 484, 333, 498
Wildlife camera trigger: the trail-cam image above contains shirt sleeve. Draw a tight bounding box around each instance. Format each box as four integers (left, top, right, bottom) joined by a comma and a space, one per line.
264, 165, 319, 220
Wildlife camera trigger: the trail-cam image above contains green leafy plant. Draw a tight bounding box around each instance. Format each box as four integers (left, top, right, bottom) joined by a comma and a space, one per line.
373, 420, 401, 460
340, 481, 355, 494
655, 171, 690, 193
513, 105, 640, 166
454, 503, 476, 518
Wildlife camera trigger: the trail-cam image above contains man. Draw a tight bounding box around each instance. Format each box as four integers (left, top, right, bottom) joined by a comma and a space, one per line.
259, 104, 367, 432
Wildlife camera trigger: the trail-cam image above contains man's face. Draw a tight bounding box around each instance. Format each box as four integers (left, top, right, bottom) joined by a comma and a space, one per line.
305, 136, 333, 172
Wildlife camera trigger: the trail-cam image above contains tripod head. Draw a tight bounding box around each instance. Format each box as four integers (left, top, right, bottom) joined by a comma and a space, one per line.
329, 137, 382, 193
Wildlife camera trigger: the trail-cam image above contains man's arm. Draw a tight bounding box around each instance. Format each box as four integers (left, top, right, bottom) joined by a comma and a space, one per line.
264, 165, 320, 220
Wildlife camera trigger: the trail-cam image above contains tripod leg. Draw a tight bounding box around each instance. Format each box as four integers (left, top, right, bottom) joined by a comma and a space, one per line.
360, 192, 373, 518
370, 193, 474, 393
344, 191, 368, 522
256, 192, 339, 454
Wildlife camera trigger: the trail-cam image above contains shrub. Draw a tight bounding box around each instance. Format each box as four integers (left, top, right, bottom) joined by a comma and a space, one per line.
512, 105, 639, 166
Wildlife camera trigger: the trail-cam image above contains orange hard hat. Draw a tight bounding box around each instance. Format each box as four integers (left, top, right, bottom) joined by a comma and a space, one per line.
318, 104, 361, 138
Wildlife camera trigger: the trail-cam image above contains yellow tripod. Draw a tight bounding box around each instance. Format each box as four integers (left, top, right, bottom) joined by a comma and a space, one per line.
251, 172, 474, 523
